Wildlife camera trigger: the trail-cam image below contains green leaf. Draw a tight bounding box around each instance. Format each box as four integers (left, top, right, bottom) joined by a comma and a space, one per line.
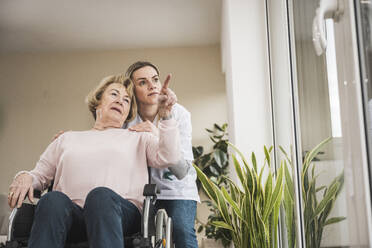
264, 146, 271, 168
193, 164, 217, 201
192, 146, 204, 158
210, 136, 218, 144
324, 216, 346, 226
311, 182, 340, 220
245, 162, 255, 196
256, 206, 270, 246
284, 160, 294, 199
232, 154, 246, 189
258, 162, 265, 188
196, 154, 211, 170
251, 152, 258, 173
284, 184, 294, 207
214, 184, 232, 227
211, 221, 234, 231
283, 184, 295, 248
303, 137, 331, 178
273, 190, 282, 248
222, 123, 228, 130
214, 149, 228, 168
263, 164, 284, 222
279, 145, 289, 158
209, 164, 220, 177
213, 134, 224, 139
264, 171, 273, 208
221, 187, 246, 225
316, 186, 326, 193
228, 181, 239, 203
214, 123, 223, 131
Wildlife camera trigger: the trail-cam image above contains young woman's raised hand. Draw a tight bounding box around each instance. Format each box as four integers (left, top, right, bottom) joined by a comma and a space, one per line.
158, 74, 177, 118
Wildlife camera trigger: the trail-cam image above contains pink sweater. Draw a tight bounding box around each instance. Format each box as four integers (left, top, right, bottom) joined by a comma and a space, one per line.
29, 120, 180, 210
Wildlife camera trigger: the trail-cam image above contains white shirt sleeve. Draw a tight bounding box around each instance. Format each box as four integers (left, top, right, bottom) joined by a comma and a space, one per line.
175, 106, 194, 162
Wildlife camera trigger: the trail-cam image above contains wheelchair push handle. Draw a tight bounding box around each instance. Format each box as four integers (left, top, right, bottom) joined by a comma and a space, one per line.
143, 184, 160, 197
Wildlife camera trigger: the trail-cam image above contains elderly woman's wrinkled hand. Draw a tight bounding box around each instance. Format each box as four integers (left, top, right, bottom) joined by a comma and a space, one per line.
129, 120, 159, 137
158, 74, 177, 119
8, 173, 34, 209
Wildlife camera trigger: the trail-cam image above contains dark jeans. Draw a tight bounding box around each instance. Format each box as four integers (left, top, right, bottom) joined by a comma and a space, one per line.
155, 200, 198, 248
28, 187, 141, 248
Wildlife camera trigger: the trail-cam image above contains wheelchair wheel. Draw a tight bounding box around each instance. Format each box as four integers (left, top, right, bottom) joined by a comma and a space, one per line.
154, 210, 173, 248
165, 217, 173, 248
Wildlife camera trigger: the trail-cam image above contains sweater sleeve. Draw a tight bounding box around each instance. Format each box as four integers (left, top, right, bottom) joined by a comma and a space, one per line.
29, 135, 62, 190
145, 119, 181, 168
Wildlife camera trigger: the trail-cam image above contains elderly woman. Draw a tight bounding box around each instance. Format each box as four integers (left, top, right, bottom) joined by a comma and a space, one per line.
7, 74, 180, 248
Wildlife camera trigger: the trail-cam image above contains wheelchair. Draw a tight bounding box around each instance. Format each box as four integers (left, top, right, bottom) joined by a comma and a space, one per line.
2, 184, 173, 248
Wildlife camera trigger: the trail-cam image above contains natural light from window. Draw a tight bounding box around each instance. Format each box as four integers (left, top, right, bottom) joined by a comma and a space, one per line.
326, 19, 342, 138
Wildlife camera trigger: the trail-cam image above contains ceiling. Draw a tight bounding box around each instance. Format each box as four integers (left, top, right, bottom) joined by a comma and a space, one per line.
0, 0, 222, 53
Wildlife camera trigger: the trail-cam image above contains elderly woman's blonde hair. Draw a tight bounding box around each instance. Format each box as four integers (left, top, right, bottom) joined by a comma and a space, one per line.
86, 74, 137, 123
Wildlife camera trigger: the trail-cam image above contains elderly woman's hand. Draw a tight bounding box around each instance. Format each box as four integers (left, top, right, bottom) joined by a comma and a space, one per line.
158, 74, 177, 119
129, 120, 159, 137
8, 173, 34, 208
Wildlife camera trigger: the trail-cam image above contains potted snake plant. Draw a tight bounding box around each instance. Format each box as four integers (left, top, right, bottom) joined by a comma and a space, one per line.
194, 144, 284, 248
280, 137, 345, 248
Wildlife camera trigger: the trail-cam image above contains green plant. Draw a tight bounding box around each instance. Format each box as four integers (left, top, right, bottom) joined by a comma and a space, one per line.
194, 144, 284, 248
193, 123, 229, 189
280, 137, 345, 248
193, 123, 231, 247
279, 147, 296, 248
199, 204, 232, 248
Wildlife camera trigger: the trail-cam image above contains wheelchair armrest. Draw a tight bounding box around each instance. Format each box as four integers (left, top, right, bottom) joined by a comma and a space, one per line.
141, 184, 161, 239
8, 203, 35, 243
7, 189, 42, 242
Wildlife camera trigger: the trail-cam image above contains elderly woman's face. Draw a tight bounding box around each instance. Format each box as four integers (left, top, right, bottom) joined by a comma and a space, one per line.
96, 83, 131, 125
132, 66, 161, 105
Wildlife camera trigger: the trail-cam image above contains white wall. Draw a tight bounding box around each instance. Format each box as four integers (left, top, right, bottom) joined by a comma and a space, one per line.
221, 0, 272, 171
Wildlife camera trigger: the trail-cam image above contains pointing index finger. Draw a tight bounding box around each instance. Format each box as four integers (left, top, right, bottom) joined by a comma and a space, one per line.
161, 74, 171, 92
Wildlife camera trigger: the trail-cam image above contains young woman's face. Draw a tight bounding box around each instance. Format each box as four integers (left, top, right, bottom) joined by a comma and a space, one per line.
131, 66, 161, 105
96, 83, 131, 125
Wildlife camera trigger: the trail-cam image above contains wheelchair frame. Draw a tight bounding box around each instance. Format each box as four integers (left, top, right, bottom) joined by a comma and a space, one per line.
4, 184, 173, 248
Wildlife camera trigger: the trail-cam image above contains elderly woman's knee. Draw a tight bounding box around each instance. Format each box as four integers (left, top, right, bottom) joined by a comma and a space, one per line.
38, 191, 70, 206
36, 191, 72, 216
84, 187, 116, 209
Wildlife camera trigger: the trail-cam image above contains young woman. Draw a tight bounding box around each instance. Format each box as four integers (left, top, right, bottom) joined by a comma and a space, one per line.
125, 61, 199, 248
